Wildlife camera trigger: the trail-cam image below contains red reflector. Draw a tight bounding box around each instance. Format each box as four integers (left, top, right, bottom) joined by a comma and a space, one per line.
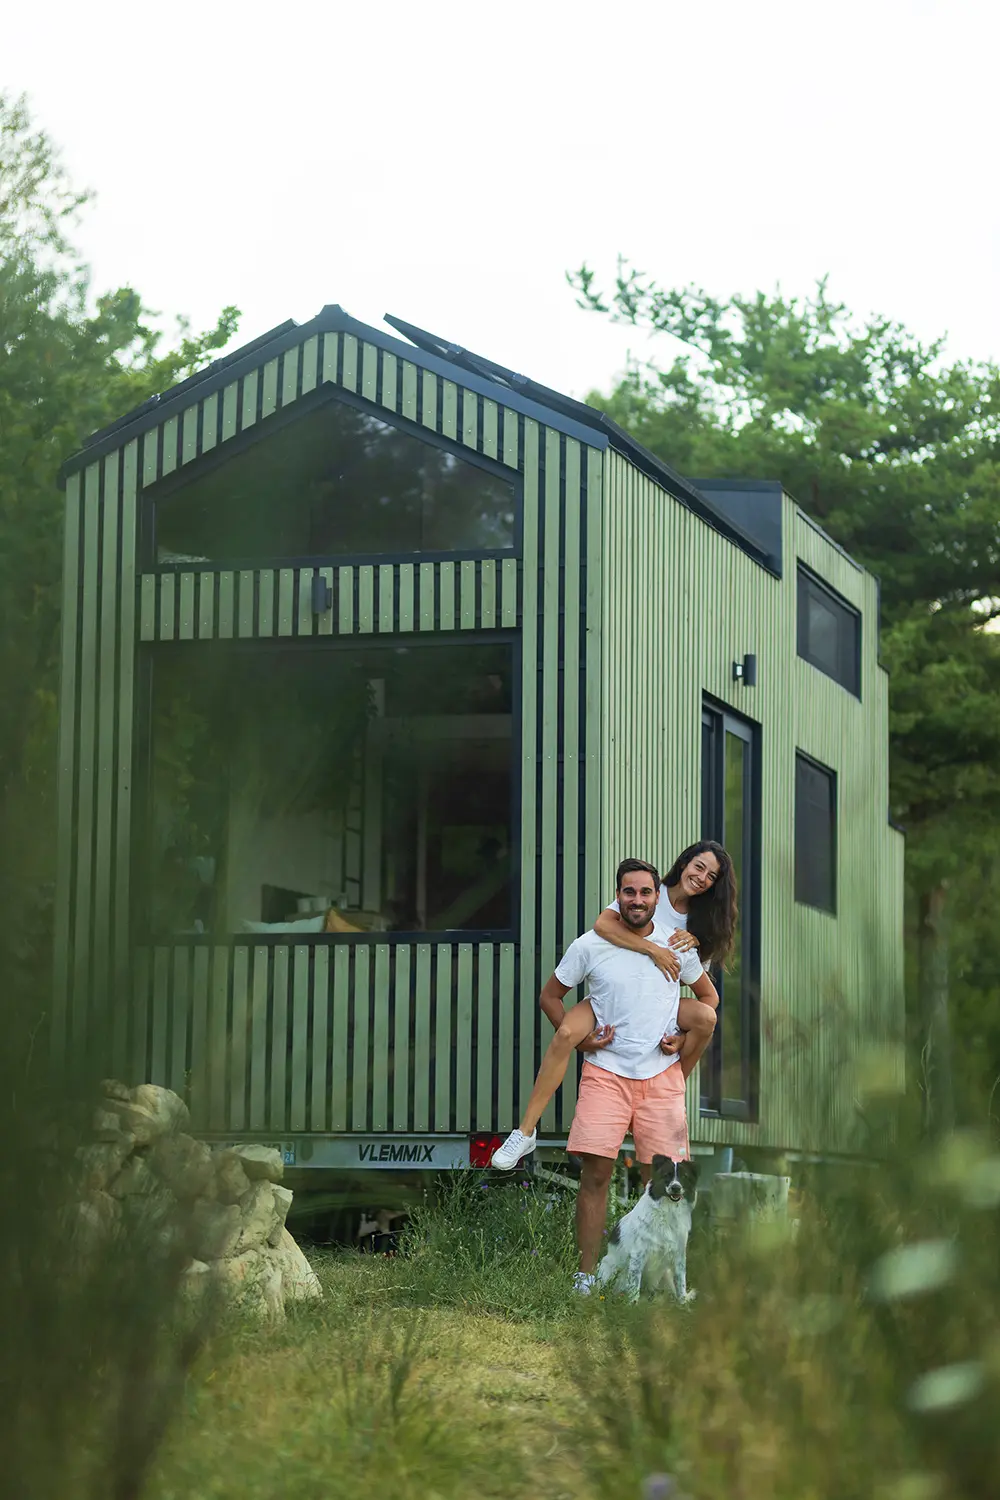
469, 1134, 503, 1168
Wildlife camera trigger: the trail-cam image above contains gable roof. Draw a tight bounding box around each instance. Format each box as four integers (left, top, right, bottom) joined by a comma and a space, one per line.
61, 304, 774, 569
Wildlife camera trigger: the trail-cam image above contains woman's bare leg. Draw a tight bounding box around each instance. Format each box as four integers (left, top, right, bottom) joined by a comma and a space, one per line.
675, 997, 718, 1080
518, 1000, 597, 1134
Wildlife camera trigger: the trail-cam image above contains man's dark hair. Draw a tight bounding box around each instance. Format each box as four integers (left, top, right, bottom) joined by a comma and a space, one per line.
615, 858, 660, 892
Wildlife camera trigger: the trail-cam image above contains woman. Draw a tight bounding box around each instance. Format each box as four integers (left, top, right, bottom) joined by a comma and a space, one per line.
490, 840, 738, 1170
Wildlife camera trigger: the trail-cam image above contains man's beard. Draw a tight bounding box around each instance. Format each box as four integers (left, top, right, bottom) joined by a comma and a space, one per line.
620, 902, 654, 931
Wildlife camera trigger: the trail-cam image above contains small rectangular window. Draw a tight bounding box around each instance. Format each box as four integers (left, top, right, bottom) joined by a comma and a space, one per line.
795, 753, 836, 913
797, 565, 860, 697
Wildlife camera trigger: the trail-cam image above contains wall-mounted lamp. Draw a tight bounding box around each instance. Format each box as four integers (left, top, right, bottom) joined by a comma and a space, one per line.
311, 574, 333, 614
732, 653, 757, 686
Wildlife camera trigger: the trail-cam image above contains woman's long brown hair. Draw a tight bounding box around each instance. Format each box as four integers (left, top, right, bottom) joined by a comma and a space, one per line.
662, 840, 739, 967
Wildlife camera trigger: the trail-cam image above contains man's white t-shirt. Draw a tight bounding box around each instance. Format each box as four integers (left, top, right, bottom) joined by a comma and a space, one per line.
554, 918, 703, 1080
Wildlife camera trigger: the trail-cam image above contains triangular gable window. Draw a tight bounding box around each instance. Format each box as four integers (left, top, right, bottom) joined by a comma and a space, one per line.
149, 395, 516, 566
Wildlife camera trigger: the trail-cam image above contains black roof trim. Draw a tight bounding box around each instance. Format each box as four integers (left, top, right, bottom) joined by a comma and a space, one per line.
58, 304, 775, 565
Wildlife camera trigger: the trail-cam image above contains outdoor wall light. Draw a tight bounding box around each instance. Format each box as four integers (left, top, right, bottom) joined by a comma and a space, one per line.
311, 574, 333, 614
732, 653, 757, 686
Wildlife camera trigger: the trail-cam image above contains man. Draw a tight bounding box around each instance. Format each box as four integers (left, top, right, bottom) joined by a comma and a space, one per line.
540, 858, 718, 1294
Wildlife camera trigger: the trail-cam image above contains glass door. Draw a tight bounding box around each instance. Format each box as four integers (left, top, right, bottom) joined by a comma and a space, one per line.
700, 701, 759, 1119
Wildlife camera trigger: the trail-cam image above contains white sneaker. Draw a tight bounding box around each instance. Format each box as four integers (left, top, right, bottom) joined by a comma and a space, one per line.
490, 1128, 537, 1169
573, 1271, 596, 1296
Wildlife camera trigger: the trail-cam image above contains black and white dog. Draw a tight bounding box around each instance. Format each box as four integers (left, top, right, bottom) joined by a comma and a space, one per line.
596, 1155, 699, 1303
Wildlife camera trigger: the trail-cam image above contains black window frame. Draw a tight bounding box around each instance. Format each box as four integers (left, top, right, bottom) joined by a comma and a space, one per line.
700, 697, 761, 1123
139, 384, 523, 573
794, 750, 837, 916
796, 563, 861, 699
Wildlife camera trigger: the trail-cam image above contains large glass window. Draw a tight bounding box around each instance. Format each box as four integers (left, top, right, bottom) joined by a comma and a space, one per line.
143, 640, 514, 937
797, 564, 861, 697
701, 700, 759, 1120
150, 397, 516, 566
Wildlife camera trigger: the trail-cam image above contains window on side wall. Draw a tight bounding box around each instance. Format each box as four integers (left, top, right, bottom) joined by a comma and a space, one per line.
797, 564, 861, 698
795, 752, 836, 914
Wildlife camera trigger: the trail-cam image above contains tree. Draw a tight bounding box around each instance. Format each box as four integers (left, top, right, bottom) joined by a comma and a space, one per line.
570, 261, 1000, 1125
0, 92, 239, 983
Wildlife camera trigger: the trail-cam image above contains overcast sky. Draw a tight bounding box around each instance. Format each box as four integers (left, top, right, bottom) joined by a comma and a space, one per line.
6, 0, 998, 401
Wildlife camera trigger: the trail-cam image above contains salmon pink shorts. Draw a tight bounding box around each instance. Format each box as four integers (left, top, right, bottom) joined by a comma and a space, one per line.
566, 1060, 690, 1163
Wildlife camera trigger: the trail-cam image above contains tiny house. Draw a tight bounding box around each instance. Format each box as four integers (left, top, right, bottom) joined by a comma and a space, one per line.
54, 306, 903, 1172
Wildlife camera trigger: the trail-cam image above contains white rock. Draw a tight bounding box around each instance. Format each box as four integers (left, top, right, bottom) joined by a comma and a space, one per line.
227, 1144, 283, 1183
93, 1107, 130, 1142
148, 1133, 215, 1200
189, 1198, 242, 1260
108, 1155, 158, 1198
100, 1079, 132, 1102
215, 1249, 285, 1322
213, 1152, 253, 1204
266, 1227, 322, 1301
77, 1138, 133, 1192
235, 1181, 281, 1253
268, 1186, 293, 1247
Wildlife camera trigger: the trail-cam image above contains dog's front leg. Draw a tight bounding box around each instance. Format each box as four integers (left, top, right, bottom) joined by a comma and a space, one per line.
673, 1249, 696, 1305
623, 1253, 644, 1302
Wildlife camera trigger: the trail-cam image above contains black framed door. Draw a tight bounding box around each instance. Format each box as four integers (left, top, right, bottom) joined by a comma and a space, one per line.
700, 700, 760, 1119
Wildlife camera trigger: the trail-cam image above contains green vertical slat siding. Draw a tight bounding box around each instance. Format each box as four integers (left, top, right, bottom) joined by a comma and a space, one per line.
270, 946, 289, 1130
402, 362, 418, 421
142, 428, 159, 488
371, 944, 390, 1130
583, 447, 604, 956
422, 370, 437, 433
140, 576, 156, 640
339, 567, 354, 635
241, 371, 258, 432
442, 381, 458, 441
322, 332, 339, 386
159, 572, 176, 640
331, 945, 350, 1130
238, 570, 255, 636
230, 946, 249, 1130
71, 464, 101, 1058
362, 342, 378, 402
209, 945, 229, 1130
297, 566, 315, 636
52, 472, 82, 1061
290, 945, 309, 1130
261, 358, 279, 420
482, 400, 498, 460
151, 946, 170, 1084
497, 944, 515, 1130
398, 565, 414, 632
259, 569, 275, 636
222, 383, 239, 442
438, 562, 455, 630
132, 949, 150, 1083
342, 335, 359, 392
170, 947, 191, 1096
182, 406, 198, 465
114, 442, 139, 1011
501, 559, 518, 626
281, 348, 298, 408
558, 438, 582, 1124
357, 566, 374, 632
476, 944, 494, 1129
178, 573, 195, 639
413, 944, 431, 1131
352, 945, 371, 1130
315, 567, 333, 637
202, 392, 218, 454
454, 945, 474, 1130
92, 451, 119, 1033
538, 429, 561, 1136
302, 336, 319, 396
277, 569, 295, 637
392, 946, 411, 1130
379, 565, 394, 633
190, 946, 211, 1128
218, 573, 235, 638
481, 560, 496, 628
161, 417, 178, 477
517, 420, 540, 1115
198, 573, 215, 639
460, 561, 476, 629
382, 352, 398, 412
419, 563, 434, 631
311, 946, 330, 1130
249, 944, 270, 1129
435, 945, 452, 1130
503, 408, 518, 468
463, 390, 477, 450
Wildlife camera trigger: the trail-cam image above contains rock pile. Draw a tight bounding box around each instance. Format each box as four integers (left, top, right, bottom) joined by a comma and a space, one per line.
77, 1080, 322, 1320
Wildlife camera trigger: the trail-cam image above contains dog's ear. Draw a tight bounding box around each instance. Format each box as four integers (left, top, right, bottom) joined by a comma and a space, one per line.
679, 1159, 700, 1190
648, 1155, 671, 1200
651, 1154, 669, 1169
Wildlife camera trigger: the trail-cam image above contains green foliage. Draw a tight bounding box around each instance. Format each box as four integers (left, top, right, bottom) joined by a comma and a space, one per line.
0, 92, 239, 985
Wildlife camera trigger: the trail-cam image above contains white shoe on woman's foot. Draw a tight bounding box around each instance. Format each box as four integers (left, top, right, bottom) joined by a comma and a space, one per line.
490, 1128, 537, 1169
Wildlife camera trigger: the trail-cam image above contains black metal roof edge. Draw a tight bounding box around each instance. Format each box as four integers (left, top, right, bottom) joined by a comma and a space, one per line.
60, 304, 609, 484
